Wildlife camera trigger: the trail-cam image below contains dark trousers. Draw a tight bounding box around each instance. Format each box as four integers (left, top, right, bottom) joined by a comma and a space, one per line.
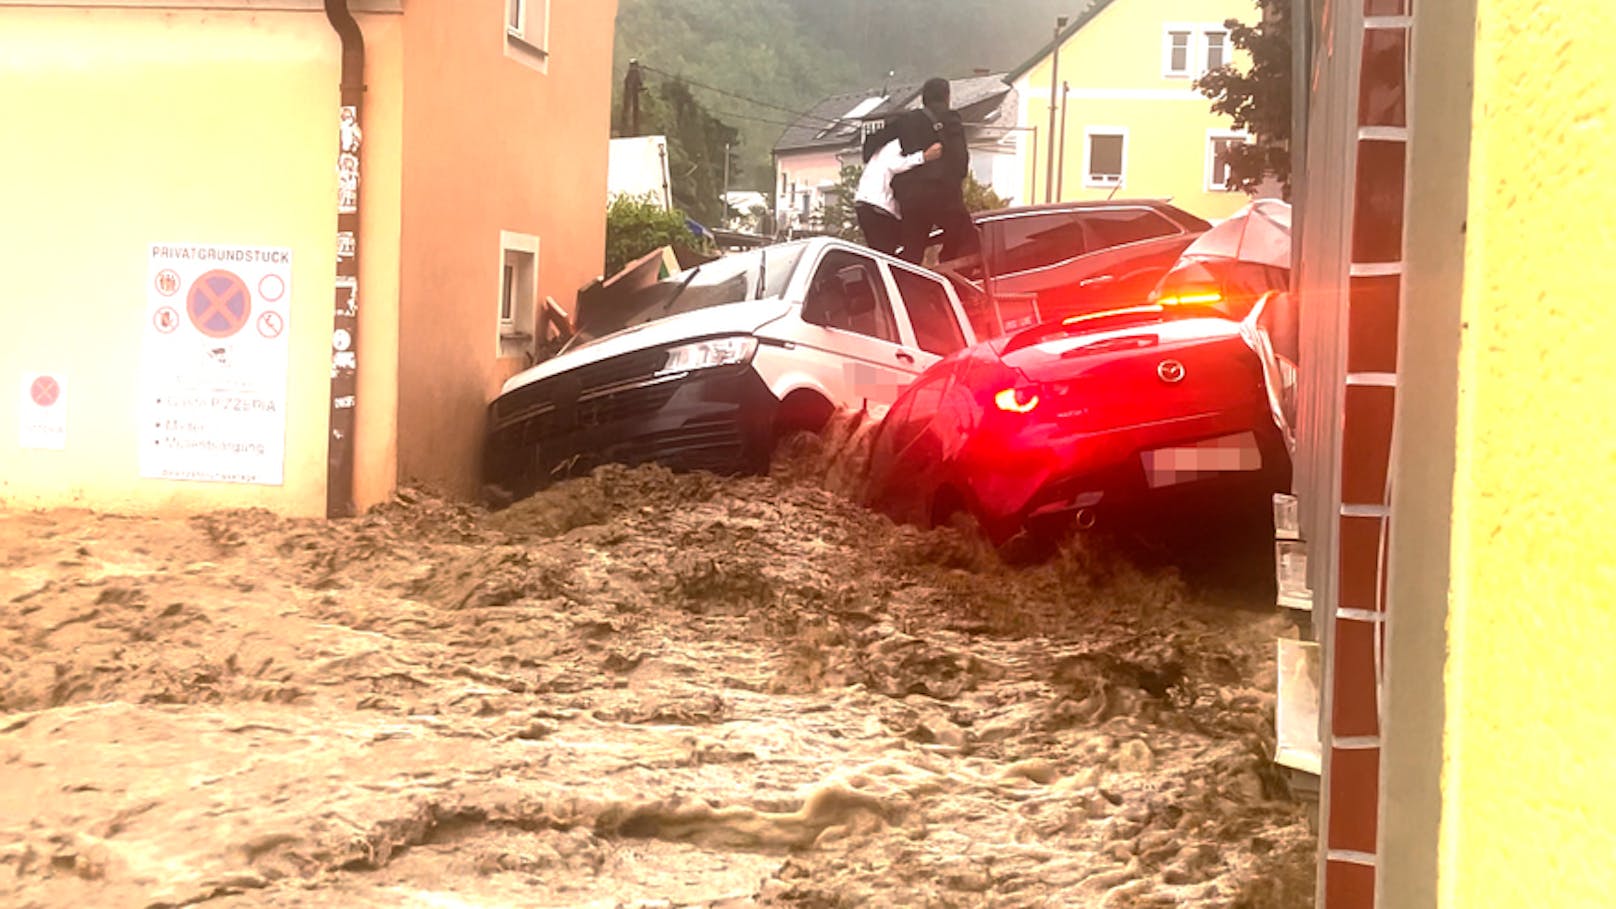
895, 191, 980, 265
856, 202, 903, 256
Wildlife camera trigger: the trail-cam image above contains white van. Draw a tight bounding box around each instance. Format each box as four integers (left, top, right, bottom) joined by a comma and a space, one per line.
483, 237, 980, 502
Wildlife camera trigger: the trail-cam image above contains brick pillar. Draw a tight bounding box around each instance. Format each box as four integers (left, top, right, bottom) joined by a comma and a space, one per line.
1322, 1, 1411, 906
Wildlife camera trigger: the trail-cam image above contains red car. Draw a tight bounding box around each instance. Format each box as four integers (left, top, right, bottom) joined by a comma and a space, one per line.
863, 303, 1291, 545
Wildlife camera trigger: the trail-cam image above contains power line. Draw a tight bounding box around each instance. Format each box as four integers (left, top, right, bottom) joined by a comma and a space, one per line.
636, 62, 833, 123
629, 61, 847, 129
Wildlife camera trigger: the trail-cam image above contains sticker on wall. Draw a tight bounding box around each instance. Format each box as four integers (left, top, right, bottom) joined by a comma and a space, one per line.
20, 373, 67, 450
139, 243, 293, 486
340, 106, 362, 154
337, 152, 360, 215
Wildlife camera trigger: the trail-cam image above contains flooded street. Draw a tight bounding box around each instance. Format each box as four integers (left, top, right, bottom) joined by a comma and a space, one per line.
1, 439, 1314, 908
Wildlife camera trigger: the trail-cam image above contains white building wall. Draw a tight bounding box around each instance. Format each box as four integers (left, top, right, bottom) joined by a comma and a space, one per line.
774, 148, 844, 231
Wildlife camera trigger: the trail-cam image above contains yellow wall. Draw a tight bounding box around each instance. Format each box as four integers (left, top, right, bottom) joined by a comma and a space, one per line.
0, 7, 385, 518
397, 0, 618, 498
1441, 0, 1616, 904
1013, 0, 1256, 221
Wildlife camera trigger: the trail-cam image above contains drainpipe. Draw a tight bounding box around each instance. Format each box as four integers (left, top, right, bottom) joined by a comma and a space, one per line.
324, 0, 365, 518
1056, 81, 1070, 201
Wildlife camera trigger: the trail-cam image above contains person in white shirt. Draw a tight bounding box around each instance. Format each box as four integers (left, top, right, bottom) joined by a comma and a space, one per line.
854, 138, 942, 256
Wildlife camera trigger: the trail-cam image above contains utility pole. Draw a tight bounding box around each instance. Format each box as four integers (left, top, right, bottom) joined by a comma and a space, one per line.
721, 142, 732, 229
1044, 16, 1067, 203
622, 59, 644, 137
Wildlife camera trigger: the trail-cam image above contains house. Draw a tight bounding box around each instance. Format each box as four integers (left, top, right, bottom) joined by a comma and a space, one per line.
772, 73, 1022, 233
1285, 0, 1615, 907
1003, 0, 1262, 221
0, 0, 618, 518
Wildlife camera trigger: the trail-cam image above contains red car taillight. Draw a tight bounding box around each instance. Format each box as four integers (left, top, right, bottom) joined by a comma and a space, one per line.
994, 387, 1041, 414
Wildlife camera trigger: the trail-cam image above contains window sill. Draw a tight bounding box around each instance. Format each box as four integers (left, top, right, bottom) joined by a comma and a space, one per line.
505, 30, 549, 72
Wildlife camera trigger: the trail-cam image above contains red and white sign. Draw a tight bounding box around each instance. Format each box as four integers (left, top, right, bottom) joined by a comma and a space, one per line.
20, 373, 66, 450
141, 243, 293, 486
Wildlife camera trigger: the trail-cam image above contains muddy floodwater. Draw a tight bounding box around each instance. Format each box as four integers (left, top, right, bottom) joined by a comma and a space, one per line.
1, 435, 1315, 908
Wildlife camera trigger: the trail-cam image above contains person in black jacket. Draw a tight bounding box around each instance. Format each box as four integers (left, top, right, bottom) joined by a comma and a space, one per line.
861, 77, 980, 265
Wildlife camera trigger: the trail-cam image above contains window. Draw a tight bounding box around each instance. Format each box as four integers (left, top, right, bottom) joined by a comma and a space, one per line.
1207, 131, 1250, 191
498, 231, 540, 358
505, 0, 549, 70
500, 263, 517, 327
1084, 129, 1127, 188
989, 211, 1087, 275
1203, 30, 1229, 72
891, 268, 966, 356
1080, 209, 1178, 249
804, 250, 900, 343
1166, 24, 1232, 78
1164, 28, 1193, 77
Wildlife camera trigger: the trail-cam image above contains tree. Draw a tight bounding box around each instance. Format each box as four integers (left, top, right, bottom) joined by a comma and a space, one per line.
815, 164, 865, 241
614, 0, 1095, 198
604, 194, 711, 277
1195, 0, 1292, 196
963, 173, 1009, 214
624, 79, 741, 226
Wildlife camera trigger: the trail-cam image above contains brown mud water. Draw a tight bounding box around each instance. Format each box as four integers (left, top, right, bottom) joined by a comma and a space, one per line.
0, 427, 1314, 907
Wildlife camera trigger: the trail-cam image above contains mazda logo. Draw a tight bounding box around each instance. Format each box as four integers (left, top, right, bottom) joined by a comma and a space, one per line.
1158, 360, 1187, 384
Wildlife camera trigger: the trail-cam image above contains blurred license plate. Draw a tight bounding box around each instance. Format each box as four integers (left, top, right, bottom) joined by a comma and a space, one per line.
1142, 431, 1262, 489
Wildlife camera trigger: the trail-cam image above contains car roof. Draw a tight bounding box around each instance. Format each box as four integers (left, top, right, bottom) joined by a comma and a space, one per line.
975, 199, 1210, 230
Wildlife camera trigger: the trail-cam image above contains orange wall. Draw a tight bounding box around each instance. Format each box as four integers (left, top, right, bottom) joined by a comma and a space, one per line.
354, 10, 405, 513
397, 0, 618, 497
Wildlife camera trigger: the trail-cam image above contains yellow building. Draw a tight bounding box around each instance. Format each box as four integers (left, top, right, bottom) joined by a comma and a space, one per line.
0, 0, 618, 519
1005, 0, 1262, 221
1288, 0, 1616, 906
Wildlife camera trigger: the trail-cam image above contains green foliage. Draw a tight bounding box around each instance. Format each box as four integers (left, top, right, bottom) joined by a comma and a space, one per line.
782, 0, 1078, 87
815, 164, 865, 241
613, 0, 856, 195
604, 194, 709, 278
628, 79, 740, 225
614, 0, 1085, 194
963, 174, 1009, 214
1195, 0, 1293, 196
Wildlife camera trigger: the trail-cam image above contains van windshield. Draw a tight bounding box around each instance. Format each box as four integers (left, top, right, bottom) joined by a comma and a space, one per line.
564, 242, 808, 352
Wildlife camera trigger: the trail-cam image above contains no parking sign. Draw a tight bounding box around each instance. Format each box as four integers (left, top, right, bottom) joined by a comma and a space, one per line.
19, 373, 66, 450
140, 243, 293, 485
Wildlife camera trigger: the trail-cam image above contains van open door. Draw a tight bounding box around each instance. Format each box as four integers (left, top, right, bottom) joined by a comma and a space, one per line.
935, 251, 1043, 340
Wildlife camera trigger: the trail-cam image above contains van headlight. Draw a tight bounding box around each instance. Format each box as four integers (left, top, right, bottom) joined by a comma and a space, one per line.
659, 336, 759, 376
